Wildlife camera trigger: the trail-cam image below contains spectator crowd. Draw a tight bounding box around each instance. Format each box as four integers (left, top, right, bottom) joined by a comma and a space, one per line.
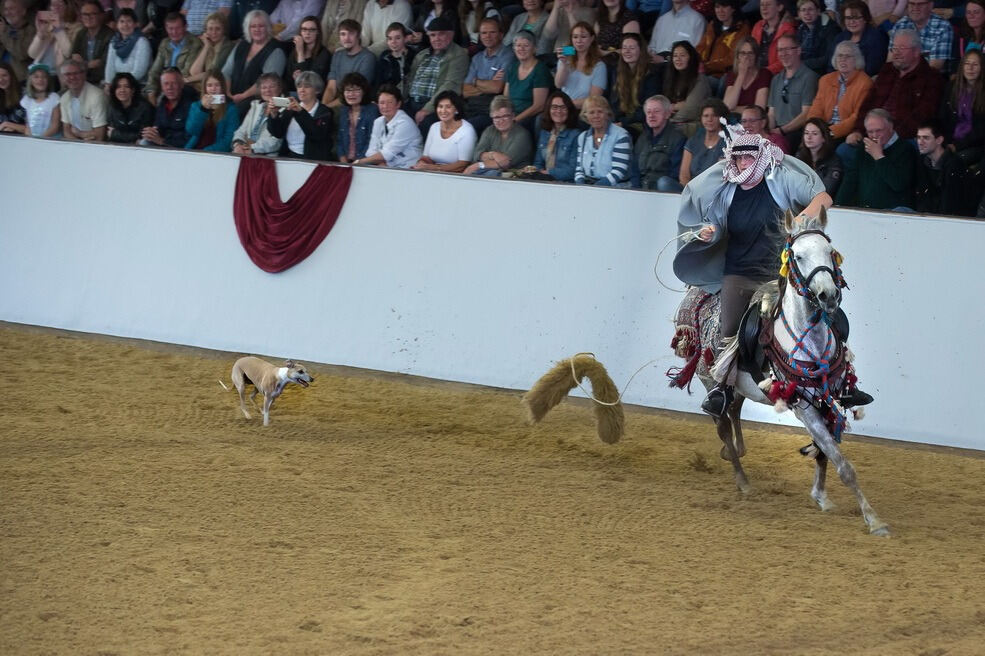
2, 0, 984, 216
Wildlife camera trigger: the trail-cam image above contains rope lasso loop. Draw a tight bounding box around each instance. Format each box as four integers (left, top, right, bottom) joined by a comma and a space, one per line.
654, 229, 705, 293
569, 352, 663, 407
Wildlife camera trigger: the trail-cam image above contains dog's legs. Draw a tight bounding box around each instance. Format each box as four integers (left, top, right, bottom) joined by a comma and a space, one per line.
236, 385, 251, 419
262, 395, 273, 426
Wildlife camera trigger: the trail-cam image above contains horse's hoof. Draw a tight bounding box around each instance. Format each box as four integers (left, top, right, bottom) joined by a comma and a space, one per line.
811, 492, 835, 511
869, 525, 891, 537
736, 479, 751, 494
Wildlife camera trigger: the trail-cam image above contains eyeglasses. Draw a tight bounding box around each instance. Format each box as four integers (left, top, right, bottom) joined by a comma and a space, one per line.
776, 46, 799, 53
549, 104, 567, 110
781, 79, 790, 103
491, 113, 514, 120
890, 45, 915, 53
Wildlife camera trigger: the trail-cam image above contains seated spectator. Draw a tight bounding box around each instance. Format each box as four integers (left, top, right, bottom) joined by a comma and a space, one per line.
540, 0, 595, 59
267, 70, 335, 158
336, 71, 379, 161
13, 63, 61, 137
222, 10, 288, 114
284, 15, 332, 92
0, 62, 26, 132
608, 32, 661, 137
188, 12, 236, 90
502, 29, 549, 134
831, 1, 887, 78
767, 33, 817, 153
794, 0, 836, 75
70, 1, 114, 86
807, 40, 871, 140
664, 40, 711, 136
107, 71, 154, 142
269, 0, 326, 40
795, 117, 842, 195
0, 0, 35, 81
112, 0, 152, 36
555, 21, 606, 109
678, 97, 728, 186
914, 119, 976, 216
27, 0, 76, 73
356, 83, 423, 167
320, 0, 365, 51
723, 36, 771, 115
648, 0, 703, 63
145, 13, 203, 105
955, 0, 985, 58
464, 94, 533, 174
574, 94, 632, 186
740, 104, 786, 150
413, 89, 477, 171
750, 0, 795, 75
376, 21, 417, 97
595, 0, 640, 59
104, 9, 153, 86
530, 89, 581, 181
59, 59, 109, 140
181, 0, 234, 36
696, 0, 750, 81
635, 94, 685, 191
362, 0, 412, 55
940, 49, 985, 168
184, 70, 240, 150
461, 17, 513, 135
322, 19, 377, 106
232, 72, 285, 155
409, 0, 466, 50
835, 108, 917, 210
461, 0, 501, 53
406, 15, 469, 125
888, 0, 952, 72
141, 66, 199, 146
842, 29, 943, 147
504, 0, 548, 49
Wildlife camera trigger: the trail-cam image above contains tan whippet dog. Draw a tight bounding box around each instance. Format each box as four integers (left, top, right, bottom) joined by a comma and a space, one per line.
228, 357, 314, 426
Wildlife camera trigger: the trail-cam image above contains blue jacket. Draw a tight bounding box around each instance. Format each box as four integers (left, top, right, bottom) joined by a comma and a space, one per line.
336, 103, 380, 161
533, 128, 581, 182
154, 85, 199, 148
184, 101, 240, 152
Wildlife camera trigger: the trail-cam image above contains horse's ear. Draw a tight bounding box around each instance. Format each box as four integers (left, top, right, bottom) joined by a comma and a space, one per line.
783, 209, 798, 234
818, 205, 828, 229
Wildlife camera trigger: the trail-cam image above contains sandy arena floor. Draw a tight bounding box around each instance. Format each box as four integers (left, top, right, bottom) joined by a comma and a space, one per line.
1, 323, 984, 655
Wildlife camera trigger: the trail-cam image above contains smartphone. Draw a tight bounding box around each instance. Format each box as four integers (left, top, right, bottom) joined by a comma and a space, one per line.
211, 94, 225, 104
272, 96, 291, 107
561, 45, 576, 57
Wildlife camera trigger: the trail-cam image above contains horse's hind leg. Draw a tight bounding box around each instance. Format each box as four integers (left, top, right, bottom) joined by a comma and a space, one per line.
795, 405, 889, 535
728, 396, 746, 458
811, 453, 835, 511
715, 413, 750, 493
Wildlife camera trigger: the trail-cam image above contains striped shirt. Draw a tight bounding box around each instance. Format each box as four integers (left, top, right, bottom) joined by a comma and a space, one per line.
575, 123, 632, 186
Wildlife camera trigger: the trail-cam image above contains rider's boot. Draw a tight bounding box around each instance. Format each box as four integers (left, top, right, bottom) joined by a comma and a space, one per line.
701, 383, 735, 419
840, 388, 874, 407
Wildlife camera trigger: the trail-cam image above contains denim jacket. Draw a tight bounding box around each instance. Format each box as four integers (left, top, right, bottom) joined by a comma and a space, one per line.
533, 127, 582, 182
337, 103, 381, 160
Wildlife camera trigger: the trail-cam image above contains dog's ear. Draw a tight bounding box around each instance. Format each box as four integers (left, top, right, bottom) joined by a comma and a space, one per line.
285, 359, 295, 368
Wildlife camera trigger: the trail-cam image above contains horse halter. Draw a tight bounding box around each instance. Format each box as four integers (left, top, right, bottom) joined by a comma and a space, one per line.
779, 229, 847, 306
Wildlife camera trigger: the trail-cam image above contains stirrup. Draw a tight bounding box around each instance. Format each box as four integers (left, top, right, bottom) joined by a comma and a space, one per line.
701, 384, 734, 418
840, 388, 874, 408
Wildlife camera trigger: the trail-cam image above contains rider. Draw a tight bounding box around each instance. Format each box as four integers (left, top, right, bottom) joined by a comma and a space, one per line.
673, 125, 864, 417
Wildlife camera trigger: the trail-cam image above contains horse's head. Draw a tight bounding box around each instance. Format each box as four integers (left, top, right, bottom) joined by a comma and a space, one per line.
781, 207, 846, 315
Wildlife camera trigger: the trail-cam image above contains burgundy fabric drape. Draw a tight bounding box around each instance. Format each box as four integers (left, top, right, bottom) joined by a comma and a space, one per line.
233, 157, 353, 273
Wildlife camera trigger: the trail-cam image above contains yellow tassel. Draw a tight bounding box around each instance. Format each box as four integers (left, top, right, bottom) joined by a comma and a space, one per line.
779, 263, 789, 277
780, 249, 789, 264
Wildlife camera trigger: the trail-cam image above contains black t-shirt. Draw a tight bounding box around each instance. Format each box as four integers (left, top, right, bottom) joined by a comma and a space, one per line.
724, 178, 782, 280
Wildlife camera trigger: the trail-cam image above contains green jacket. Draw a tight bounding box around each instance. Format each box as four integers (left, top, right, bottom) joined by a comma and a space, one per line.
835, 137, 917, 210
408, 42, 468, 114
145, 35, 204, 98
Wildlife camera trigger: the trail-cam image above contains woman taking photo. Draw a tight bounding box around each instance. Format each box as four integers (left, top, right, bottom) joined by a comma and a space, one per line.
222, 10, 288, 115
106, 71, 153, 143
188, 13, 236, 90
530, 90, 581, 181
697, 0, 749, 82
285, 16, 332, 93
268, 71, 335, 160
336, 72, 380, 162
796, 117, 843, 195
232, 72, 285, 156
555, 21, 607, 109
504, 30, 551, 132
807, 41, 872, 140
940, 48, 985, 167
574, 95, 632, 186
678, 98, 728, 186
665, 40, 711, 137
103, 8, 152, 86
830, 1, 887, 78
722, 36, 770, 116
464, 95, 534, 175
414, 90, 477, 172
609, 32, 661, 136
184, 70, 240, 151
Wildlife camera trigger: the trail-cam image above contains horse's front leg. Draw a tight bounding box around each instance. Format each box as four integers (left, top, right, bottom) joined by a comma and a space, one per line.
727, 396, 746, 458
811, 453, 835, 511
794, 404, 890, 536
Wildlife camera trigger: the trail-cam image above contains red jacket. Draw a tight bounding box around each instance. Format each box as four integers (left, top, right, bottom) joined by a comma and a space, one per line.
853, 58, 944, 139
750, 19, 795, 75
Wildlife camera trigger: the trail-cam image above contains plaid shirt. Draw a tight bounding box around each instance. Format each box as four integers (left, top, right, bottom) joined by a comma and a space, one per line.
408, 50, 444, 101
890, 16, 953, 65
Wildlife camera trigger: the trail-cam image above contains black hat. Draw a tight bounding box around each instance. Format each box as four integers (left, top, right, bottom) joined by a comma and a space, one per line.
427, 16, 454, 32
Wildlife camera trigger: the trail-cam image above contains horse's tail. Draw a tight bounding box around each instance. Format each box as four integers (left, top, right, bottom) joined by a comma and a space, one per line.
521, 354, 624, 444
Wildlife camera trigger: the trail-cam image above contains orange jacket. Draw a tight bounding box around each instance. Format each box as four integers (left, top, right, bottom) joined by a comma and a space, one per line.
750, 19, 795, 75
697, 20, 751, 77
807, 70, 873, 139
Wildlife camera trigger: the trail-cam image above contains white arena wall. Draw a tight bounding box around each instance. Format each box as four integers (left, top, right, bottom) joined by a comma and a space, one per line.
1, 136, 982, 450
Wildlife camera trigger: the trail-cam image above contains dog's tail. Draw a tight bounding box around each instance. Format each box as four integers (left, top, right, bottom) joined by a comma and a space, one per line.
218, 380, 230, 391
521, 354, 624, 444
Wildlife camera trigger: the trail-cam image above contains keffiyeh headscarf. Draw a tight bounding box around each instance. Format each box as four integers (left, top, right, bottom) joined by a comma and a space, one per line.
720, 121, 784, 187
